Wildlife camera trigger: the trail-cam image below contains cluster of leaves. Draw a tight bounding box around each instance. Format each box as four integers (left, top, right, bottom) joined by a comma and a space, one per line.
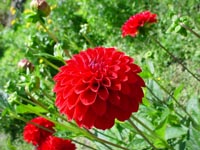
0, 0, 199, 149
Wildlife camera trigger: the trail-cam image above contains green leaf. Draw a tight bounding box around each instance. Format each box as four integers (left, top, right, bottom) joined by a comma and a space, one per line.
54, 43, 65, 58
34, 53, 65, 63
186, 125, 200, 149
147, 61, 154, 74
173, 84, 184, 100
174, 25, 181, 33
165, 126, 188, 140
179, 27, 187, 37
186, 96, 200, 115
16, 104, 47, 114
0, 90, 9, 110
25, 12, 40, 23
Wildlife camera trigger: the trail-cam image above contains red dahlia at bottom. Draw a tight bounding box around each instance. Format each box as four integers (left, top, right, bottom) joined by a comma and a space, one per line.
54, 47, 145, 130
121, 10, 157, 37
23, 117, 55, 146
37, 136, 76, 150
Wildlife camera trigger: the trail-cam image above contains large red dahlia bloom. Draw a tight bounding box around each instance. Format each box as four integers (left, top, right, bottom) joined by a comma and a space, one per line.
54, 47, 145, 130
122, 10, 157, 37
37, 136, 76, 150
23, 117, 55, 146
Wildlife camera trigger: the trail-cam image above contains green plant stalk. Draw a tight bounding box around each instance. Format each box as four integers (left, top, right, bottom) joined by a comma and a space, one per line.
151, 37, 200, 81
9, 112, 54, 134
17, 95, 129, 150
14, 99, 95, 139
153, 78, 198, 127
83, 34, 94, 47
39, 18, 71, 58
93, 129, 127, 145
71, 139, 98, 150
86, 130, 129, 150
152, 38, 200, 82
145, 86, 185, 119
39, 19, 59, 43
36, 91, 54, 104
179, 23, 200, 38
131, 115, 174, 150
9, 112, 97, 150
42, 57, 60, 71
128, 119, 158, 149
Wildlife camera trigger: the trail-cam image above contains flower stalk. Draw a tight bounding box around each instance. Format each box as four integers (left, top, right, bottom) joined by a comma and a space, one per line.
152, 37, 200, 82
128, 119, 158, 149
131, 115, 175, 150
153, 78, 199, 128
179, 23, 200, 39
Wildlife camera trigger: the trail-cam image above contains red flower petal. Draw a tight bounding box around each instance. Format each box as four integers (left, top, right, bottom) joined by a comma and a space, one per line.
91, 96, 107, 116
102, 77, 111, 87
73, 102, 89, 121
90, 80, 100, 92
74, 82, 89, 94
80, 89, 97, 105
37, 136, 76, 150
94, 115, 115, 130
98, 86, 109, 101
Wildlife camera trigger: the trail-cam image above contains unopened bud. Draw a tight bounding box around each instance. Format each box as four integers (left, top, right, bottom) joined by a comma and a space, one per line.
18, 59, 34, 72
30, 0, 51, 17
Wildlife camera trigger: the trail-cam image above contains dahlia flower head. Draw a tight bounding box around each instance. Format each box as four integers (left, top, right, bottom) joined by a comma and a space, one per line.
122, 10, 157, 37
37, 136, 76, 150
23, 117, 55, 146
54, 47, 145, 130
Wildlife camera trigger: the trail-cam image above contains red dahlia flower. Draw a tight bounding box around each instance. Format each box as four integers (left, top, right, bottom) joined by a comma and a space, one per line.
37, 136, 76, 150
121, 10, 157, 37
54, 47, 145, 130
23, 117, 55, 146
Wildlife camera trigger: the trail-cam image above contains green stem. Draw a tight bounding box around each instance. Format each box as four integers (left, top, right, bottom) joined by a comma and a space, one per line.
16, 95, 128, 149
152, 38, 200, 82
131, 116, 174, 150
25, 87, 48, 110
71, 139, 97, 150
9, 113, 54, 134
86, 130, 129, 150
179, 23, 200, 38
83, 34, 94, 47
10, 112, 97, 150
128, 119, 158, 149
153, 79, 197, 125
93, 129, 127, 145
146, 86, 185, 119
39, 19, 59, 43
42, 57, 60, 71
39, 18, 71, 58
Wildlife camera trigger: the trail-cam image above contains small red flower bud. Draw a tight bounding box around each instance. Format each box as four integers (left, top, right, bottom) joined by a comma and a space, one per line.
18, 59, 34, 72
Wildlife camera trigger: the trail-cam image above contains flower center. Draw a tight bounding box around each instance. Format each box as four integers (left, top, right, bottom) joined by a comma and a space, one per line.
89, 59, 106, 72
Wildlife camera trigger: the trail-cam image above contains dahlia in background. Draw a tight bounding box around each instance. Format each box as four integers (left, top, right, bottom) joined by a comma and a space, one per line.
54, 47, 145, 130
37, 136, 76, 150
23, 117, 55, 146
121, 11, 157, 37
